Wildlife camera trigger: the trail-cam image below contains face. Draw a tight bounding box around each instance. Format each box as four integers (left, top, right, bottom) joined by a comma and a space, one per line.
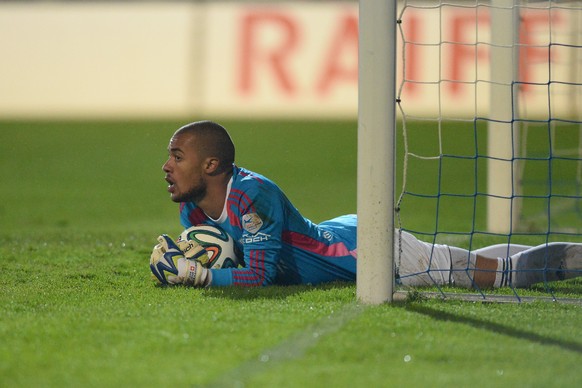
162, 132, 207, 203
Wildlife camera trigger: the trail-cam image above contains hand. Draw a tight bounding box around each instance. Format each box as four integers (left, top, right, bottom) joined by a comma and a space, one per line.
150, 234, 210, 287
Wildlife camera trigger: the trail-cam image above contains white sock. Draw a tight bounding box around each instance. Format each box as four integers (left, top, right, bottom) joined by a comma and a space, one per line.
493, 252, 521, 288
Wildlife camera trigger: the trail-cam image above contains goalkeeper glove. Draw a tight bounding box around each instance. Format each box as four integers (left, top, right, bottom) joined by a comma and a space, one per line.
150, 234, 211, 287
176, 237, 211, 267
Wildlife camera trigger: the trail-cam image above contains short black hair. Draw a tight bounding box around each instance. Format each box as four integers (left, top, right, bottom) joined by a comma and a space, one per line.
176, 120, 235, 174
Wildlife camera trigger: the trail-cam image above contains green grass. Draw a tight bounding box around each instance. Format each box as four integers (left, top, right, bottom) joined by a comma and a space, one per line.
1, 120, 582, 387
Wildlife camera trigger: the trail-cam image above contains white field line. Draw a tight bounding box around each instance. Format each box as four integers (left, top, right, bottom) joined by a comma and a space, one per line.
201, 303, 365, 387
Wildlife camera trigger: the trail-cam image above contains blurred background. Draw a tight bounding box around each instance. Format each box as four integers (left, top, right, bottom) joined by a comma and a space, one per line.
2, 0, 578, 120
0, 0, 361, 120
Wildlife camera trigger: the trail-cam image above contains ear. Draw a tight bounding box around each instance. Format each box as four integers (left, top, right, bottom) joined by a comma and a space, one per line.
203, 157, 220, 175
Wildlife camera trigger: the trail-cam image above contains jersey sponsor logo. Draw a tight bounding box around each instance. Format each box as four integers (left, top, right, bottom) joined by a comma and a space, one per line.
242, 213, 263, 234
323, 231, 333, 242
242, 232, 271, 244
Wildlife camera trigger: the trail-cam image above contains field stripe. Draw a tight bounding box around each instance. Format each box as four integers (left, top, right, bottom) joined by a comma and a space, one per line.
201, 303, 364, 387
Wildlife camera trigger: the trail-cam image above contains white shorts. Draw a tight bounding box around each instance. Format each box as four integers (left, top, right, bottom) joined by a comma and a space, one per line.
396, 231, 474, 287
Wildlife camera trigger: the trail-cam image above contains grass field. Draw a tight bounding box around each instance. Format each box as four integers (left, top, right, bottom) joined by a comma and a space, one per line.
1, 120, 582, 387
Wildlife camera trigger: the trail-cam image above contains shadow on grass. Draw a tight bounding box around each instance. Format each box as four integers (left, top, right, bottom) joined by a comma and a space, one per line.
401, 302, 582, 355
156, 279, 582, 355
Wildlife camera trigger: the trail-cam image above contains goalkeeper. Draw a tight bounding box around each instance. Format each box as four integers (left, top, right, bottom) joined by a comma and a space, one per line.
150, 120, 582, 288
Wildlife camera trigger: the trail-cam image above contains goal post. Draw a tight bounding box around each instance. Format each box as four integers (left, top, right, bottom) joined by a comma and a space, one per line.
487, 0, 521, 234
356, 0, 398, 304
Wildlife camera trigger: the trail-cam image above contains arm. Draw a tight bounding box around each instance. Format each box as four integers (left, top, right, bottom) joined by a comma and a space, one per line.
210, 226, 283, 287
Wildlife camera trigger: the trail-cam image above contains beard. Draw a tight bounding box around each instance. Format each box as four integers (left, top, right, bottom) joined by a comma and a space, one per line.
173, 183, 207, 204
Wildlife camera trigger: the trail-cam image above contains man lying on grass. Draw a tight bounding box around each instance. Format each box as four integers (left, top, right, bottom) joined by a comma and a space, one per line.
150, 120, 582, 289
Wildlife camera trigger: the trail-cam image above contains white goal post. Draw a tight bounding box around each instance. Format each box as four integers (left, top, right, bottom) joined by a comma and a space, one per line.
487, 0, 521, 234
356, 0, 398, 304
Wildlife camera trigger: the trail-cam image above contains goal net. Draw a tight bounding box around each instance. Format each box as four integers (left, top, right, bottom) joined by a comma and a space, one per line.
395, 0, 582, 302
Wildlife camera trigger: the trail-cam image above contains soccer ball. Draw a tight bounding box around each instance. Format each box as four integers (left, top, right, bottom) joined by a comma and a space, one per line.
177, 225, 243, 269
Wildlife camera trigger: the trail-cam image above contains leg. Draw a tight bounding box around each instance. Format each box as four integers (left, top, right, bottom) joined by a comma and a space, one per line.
449, 249, 503, 289
512, 243, 582, 288
397, 232, 488, 289
396, 232, 582, 289
470, 243, 529, 288
472, 243, 532, 259
472, 255, 498, 288
396, 231, 455, 287
397, 231, 510, 289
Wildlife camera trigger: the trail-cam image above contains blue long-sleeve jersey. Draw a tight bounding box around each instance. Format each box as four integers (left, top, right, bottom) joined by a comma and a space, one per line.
179, 166, 358, 287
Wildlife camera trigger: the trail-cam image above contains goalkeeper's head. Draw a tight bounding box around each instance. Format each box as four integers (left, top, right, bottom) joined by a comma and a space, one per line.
175, 120, 235, 174
163, 120, 235, 205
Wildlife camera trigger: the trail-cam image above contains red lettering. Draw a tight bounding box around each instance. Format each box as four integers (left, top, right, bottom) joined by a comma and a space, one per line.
402, 14, 420, 95
317, 13, 359, 94
239, 11, 298, 95
446, 11, 488, 95
519, 11, 563, 92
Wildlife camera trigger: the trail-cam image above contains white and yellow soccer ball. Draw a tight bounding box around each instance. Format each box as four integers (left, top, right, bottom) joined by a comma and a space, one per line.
177, 225, 243, 269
